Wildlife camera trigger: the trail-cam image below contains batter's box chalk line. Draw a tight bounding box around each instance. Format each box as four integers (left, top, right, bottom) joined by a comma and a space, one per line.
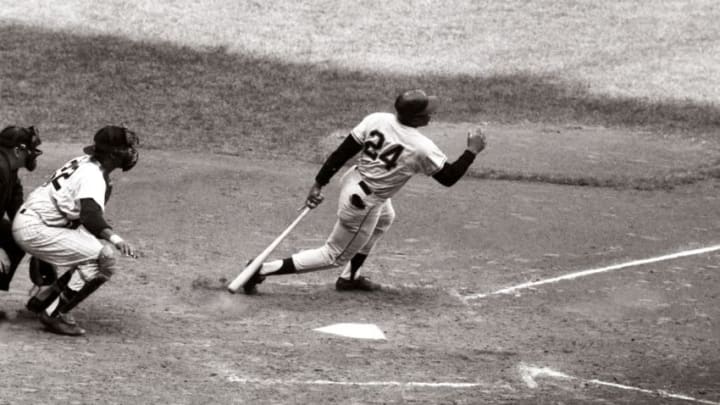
464, 244, 720, 301
218, 363, 496, 391
518, 363, 720, 405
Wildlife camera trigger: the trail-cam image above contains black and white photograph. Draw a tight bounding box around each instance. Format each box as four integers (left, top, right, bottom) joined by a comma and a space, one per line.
0, 1, 718, 403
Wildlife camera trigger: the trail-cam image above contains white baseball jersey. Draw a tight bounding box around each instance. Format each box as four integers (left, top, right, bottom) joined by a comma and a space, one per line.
22, 155, 108, 227
351, 112, 447, 199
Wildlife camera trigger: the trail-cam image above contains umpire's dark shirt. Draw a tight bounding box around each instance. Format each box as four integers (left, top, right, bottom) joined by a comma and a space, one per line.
0, 150, 24, 221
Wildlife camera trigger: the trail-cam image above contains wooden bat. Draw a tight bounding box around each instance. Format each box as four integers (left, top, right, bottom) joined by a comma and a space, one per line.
227, 206, 311, 293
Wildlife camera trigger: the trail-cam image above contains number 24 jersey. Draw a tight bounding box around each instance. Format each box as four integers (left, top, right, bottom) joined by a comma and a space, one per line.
351, 112, 447, 199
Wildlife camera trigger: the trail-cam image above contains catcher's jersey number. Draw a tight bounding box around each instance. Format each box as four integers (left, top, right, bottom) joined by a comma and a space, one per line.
363, 130, 404, 170
46, 159, 80, 190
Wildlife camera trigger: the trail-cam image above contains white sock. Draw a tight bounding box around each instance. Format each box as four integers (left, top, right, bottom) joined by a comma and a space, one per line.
45, 298, 59, 316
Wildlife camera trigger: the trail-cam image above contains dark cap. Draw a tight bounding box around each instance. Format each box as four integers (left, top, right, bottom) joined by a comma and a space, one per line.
83, 126, 138, 155
394, 89, 440, 117
0, 126, 41, 149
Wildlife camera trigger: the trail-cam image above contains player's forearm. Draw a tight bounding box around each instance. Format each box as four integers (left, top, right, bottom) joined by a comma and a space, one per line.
79, 198, 112, 237
432, 150, 477, 187
315, 135, 363, 186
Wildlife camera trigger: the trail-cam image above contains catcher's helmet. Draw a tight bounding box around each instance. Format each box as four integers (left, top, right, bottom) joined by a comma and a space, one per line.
83, 125, 139, 171
0, 126, 43, 171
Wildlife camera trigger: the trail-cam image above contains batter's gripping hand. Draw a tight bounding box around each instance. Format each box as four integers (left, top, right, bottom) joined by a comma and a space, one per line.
306, 183, 325, 209
467, 126, 487, 154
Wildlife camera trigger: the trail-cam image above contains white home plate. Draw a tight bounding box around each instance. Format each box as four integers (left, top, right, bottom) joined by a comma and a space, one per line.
314, 323, 387, 340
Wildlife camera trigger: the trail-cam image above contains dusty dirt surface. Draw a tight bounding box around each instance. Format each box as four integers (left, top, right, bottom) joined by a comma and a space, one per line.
1, 129, 719, 404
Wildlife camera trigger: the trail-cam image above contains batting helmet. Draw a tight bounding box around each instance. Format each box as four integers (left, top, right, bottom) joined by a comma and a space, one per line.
83, 125, 139, 171
394, 89, 440, 122
0, 126, 43, 171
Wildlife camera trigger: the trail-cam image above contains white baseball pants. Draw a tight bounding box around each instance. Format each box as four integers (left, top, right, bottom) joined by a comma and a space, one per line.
292, 166, 395, 277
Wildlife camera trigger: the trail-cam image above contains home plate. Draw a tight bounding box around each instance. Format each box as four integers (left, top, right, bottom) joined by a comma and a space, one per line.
314, 323, 387, 340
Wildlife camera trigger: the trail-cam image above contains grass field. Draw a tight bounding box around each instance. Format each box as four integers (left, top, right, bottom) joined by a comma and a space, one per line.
1, 2, 719, 404
1, 0, 719, 159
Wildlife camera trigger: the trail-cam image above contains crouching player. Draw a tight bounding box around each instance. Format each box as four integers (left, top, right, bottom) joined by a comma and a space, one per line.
13, 126, 139, 336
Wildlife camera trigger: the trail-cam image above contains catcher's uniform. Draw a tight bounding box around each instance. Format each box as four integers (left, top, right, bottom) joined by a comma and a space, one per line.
13, 155, 110, 279
292, 112, 447, 276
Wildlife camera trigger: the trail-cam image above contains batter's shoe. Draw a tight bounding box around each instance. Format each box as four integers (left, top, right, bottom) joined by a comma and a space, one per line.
39, 312, 85, 336
335, 276, 382, 292
243, 259, 265, 295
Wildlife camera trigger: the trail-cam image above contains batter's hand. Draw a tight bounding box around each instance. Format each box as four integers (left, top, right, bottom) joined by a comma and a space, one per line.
306, 183, 325, 209
467, 125, 487, 154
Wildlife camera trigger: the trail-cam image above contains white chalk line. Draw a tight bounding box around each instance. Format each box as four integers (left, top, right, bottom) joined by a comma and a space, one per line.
226, 374, 490, 390
465, 244, 720, 300
519, 364, 720, 405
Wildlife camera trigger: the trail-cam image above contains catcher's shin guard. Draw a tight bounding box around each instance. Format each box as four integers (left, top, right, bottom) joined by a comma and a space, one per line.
48, 275, 108, 317
26, 270, 72, 314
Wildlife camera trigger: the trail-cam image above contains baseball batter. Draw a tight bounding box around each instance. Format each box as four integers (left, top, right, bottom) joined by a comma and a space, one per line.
12, 126, 139, 336
241, 89, 486, 294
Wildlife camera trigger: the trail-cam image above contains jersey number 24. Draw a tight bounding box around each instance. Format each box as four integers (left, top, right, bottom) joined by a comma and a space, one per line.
363, 130, 404, 170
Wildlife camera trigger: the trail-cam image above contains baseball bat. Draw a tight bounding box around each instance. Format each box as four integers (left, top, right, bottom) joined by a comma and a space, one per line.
227, 206, 311, 293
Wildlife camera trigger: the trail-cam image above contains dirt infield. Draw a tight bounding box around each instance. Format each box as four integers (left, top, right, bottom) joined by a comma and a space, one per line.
0, 140, 718, 404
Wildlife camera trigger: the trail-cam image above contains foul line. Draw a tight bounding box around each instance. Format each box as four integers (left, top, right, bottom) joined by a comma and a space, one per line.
465, 244, 720, 300
227, 374, 487, 389
519, 364, 720, 405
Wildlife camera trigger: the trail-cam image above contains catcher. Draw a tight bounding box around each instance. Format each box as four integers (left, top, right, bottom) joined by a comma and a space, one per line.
13, 125, 139, 336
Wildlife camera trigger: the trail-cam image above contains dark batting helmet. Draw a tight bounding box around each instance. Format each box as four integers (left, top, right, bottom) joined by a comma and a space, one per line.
394, 89, 440, 126
0, 125, 43, 171
83, 125, 139, 171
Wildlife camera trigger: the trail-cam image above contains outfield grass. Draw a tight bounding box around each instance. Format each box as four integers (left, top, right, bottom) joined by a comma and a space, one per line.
0, 1, 718, 160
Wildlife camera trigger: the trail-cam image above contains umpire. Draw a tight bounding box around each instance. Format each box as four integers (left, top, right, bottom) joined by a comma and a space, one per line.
0, 126, 43, 292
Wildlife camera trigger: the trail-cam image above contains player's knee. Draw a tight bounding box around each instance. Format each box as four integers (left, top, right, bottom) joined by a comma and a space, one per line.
322, 244, 349, 267
97, 244, 118, 277
377, 211, 395, 231
333, 254, 352, 268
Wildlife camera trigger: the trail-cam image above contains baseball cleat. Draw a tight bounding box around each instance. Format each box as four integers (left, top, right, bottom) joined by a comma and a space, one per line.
335, 276, 382, 292
243, 259, 265, 295
39, 312, 85, 336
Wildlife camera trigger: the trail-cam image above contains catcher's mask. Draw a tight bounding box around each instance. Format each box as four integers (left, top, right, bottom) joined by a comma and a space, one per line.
0, 125, 43, 171
83, 125, 139, 171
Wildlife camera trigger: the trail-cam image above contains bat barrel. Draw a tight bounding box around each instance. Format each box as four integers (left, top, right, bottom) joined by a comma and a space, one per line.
227, 207, 311, 293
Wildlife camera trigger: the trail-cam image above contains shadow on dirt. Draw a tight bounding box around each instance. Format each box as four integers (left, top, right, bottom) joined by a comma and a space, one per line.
188, 278, 463, 315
